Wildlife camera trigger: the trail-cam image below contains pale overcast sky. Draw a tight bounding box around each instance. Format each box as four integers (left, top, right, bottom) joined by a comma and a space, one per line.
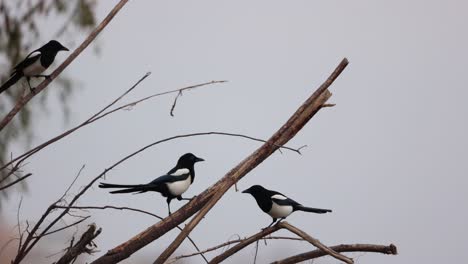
2, 1, 468, 263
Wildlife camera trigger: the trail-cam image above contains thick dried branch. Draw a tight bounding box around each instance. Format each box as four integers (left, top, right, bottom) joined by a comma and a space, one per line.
209, 224, 283, 264
271, 244, 398, 264
92, 58, 348, 264
0, 0, 129, 131
55, 224, 102, 264
173, 236, 304, 261
153, 58, 348, 264
280, 222, 353, 264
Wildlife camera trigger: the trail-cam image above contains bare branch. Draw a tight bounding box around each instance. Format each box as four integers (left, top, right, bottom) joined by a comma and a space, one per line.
152, 58, 348, 264
173, 236, 304, 261
271, 244, 398, 264
0, 173, 32, 191
0, 0, 129, 132
34, 216, 90, 239
91, 58, 348, 264
280, 222, 353, 264
208, 224, 283, 264
55, 224, 102, 264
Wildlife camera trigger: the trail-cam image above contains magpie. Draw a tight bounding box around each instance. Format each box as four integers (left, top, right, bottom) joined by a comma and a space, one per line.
242, 185, 332, 228
0, 40, 69, 94
99, 153, 204, 215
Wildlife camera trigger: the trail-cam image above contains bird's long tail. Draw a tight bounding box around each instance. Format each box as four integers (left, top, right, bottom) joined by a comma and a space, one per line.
0, 72, 22, 94
98, 182, 150, 194
294, 205, 332, 214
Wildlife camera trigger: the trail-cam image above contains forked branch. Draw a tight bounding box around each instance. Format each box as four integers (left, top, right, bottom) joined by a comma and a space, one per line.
92, 58, 348, 264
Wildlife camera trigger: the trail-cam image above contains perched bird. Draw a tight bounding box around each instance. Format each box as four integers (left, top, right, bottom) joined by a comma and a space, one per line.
0, 40, 69, 94
242, 185, 332, 228
99, 153, 204, 215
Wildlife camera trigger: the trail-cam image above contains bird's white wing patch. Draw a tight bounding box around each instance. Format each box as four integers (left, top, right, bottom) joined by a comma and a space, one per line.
170, 168, 190, 176
271, 194, 288, 200
23, 59, 46, 76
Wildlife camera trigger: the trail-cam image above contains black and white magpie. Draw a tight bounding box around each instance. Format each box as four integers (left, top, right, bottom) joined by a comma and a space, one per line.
243, 185, 332, 228
0, 40, 69, 94
99, 153, 204, 215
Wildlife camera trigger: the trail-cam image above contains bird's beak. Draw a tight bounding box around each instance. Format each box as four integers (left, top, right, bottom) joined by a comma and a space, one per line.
195, 157, 205, 162
61, 46, 69, 51
242, 189, 250, 194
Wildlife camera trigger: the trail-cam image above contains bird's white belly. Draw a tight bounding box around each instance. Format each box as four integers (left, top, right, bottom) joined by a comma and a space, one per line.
23, 59, 46, 76
167, 177, 191, 196
268, 202, 293, 218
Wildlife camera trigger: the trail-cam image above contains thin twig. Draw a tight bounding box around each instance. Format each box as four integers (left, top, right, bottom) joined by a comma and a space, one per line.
0, 173, 32, 191
170, 91, 182, 117
33, 216, 90, 239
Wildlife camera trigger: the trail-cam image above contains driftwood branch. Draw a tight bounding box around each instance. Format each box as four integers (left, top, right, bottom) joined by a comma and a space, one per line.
280, 222, 353, 264
271, 243, 398, 264
0, 0, 129, 132
54, 224, 102, 264
209, 221, 354, 264
172, 236, 304, 262
152, 58, 348, 264
209, 224, 283, 264
91, 58, 348, 264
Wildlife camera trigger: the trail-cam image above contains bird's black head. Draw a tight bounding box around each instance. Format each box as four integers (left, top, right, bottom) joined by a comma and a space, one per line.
177, 153, 204, 168
41, 40, 69, 52
242, 185, 267, 196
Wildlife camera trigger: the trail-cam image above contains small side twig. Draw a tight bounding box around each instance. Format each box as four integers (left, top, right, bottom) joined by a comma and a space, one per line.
54, 224, 102, 264
0, 173, 32, 191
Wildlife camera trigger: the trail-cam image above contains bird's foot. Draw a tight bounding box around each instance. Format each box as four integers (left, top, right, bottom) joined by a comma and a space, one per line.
29, 87, 36, 94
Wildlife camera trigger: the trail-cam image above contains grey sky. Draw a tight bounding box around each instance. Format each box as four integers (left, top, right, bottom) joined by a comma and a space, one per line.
3, 0, 468, 263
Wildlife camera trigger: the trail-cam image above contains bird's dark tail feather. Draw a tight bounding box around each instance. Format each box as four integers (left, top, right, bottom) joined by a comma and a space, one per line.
0, 73, 22, 94
295, 205, 332, 214
99, 182, 149, 194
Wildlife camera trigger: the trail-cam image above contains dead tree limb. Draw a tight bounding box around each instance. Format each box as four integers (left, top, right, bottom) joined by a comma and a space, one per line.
172, 236, 304, 262
209, 224, 283, 264
280, 222, 353, 264
153, 58, 348, 264
0, 0, 129, 132
91, 58, 348, 264
271, 243, 398, 264
54, 224, 102, 264
209, 221, 353, 264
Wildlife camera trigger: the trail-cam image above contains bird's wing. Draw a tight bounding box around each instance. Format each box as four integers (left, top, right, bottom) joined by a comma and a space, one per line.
270, 192, 301, 207
13, 53, 41, 72
148, 172, 190, 185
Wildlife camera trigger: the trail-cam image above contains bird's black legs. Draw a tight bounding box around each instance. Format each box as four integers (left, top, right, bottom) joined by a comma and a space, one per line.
26, 77, 36, 94
177, 195, 195, 201
166, 198, 172, 215
263, 218, 278, 230
33, 74, 51, 80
